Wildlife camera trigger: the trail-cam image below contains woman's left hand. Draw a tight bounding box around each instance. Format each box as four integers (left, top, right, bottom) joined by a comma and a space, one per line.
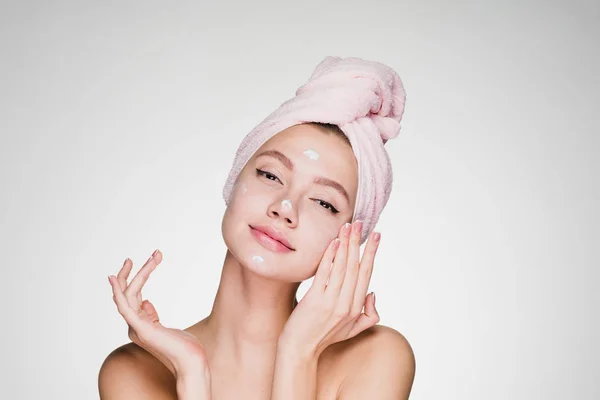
278, 220, 381, 359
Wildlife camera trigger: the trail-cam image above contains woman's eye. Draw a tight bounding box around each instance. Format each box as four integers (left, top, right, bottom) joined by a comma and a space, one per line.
256, 168, 281, 183
256, 169, 338, 214
314, 199, 339, 214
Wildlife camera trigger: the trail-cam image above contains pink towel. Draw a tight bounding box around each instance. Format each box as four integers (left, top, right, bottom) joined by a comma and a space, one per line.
222, 56, 406, 245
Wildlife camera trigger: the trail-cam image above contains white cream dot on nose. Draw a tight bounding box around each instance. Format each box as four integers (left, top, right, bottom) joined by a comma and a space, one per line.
281, 199, 292, 212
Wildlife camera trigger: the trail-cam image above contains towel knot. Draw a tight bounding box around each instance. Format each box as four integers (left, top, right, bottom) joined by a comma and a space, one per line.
294, 56, 406, 144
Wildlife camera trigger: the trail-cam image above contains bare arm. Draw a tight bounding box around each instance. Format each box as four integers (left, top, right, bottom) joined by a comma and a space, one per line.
270, 340, 320, 399
176, 368, 213, 400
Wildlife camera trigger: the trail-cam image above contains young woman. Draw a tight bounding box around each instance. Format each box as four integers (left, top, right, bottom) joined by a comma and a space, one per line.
99, 56, 416, 399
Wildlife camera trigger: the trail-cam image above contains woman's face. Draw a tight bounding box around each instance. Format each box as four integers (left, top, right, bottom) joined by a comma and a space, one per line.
221, 123, 358, 282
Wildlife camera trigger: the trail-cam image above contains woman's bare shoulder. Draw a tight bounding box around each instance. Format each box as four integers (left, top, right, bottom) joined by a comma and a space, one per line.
319, 324, 416, 398
98, 342, 177, 399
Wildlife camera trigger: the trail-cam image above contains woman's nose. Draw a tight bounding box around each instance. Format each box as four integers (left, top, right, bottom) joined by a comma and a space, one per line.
269, 199, 297, 226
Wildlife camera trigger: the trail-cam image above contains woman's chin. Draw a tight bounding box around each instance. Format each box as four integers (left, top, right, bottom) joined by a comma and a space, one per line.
229, 247, 309, 283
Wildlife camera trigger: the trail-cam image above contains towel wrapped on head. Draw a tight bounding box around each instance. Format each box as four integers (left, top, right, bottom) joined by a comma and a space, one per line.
222, 56, 407, 245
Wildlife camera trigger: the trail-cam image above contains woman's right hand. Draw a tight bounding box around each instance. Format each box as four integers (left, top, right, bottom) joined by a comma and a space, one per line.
108, 250, 210, 382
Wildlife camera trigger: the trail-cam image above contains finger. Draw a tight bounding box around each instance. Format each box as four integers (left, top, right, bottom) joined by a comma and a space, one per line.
352, 231, 380, 315
325, 222, 352, 297
338, 220, 363, 307
125, 250, 162, 303
109, 275, 145, 332
348, 292, 379, 338
141, 299, 160, 324
117, 258, 133, 290
312, 237, 341, 291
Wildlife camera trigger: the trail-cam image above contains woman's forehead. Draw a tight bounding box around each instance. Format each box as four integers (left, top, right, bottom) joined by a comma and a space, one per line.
252, 125, 358, 202
260, 124, 356, 165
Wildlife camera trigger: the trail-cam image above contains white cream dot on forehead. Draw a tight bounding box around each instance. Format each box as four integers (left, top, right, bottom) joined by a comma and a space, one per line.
281, 199, 292, 211
252, 255, 264, 263
303, 149, 320, 160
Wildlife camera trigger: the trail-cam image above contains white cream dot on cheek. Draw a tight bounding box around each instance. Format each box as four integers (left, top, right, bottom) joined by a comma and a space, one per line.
303, 149, 320, 160
281, 199, 292, 212
252, 255, 264, 263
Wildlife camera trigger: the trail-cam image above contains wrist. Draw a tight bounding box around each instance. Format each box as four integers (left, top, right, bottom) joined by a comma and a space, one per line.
174, 357, 209, 379
176, 370, 211, 400
276, 336, 321, 364
272, 339, 320, 400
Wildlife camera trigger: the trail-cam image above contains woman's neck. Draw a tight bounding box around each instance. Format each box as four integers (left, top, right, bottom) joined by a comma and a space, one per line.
197, 249, 300, 368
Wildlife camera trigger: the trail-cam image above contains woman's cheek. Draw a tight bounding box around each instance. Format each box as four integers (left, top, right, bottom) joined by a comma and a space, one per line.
309, 216, 340, 256
311, 210, 341, 241
231, 180, 264, 210
228, 181, 247, 206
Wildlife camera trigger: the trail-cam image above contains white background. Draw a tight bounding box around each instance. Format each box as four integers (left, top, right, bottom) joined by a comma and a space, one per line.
1, 1, 598, 399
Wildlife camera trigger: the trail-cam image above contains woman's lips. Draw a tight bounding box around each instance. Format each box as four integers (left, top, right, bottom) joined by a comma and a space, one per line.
249, 226, 294, 253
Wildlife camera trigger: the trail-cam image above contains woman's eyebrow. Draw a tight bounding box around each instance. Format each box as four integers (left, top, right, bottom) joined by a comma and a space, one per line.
256, 150, 294, 171
255, 149, 350, 204
313, 176, 350, 205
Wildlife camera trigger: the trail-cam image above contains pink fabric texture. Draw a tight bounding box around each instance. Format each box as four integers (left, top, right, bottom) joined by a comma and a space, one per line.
222, 56, 407, 245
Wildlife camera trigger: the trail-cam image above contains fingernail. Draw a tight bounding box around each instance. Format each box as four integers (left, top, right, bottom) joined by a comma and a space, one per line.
332, 238, 341, 251
123, 258, 129, 266
108, 275, 113, 284
373, 232, 381, 242
152, 249, 159, 257
344, 222, 352, 237
373, 292, 376, 306
355, 220, 363, 235
146, 255, 153, 263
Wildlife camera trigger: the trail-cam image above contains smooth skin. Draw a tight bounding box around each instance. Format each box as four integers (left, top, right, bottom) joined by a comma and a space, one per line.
103, 222, 415, 399
99, 124, 415, 399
